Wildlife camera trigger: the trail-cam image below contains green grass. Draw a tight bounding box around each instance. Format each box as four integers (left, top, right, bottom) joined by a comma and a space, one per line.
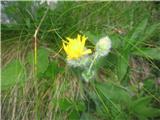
1, 1, 160, 120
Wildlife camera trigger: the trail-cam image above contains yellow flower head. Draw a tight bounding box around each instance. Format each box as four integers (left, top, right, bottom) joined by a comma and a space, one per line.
63, 34, 92, 60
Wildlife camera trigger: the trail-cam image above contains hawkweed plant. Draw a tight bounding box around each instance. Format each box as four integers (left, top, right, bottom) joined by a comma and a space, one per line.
63, 34, 112, 82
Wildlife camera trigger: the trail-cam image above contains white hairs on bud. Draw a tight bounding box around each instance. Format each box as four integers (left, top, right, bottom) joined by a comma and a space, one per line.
95, 36, 112, 57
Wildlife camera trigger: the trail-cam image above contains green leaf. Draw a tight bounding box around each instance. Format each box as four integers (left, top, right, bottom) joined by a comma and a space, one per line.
116, 51, 129, 81
54, 98, 85, 118
125, 18, 148, 49
131, 97, 160, 118
135, 23, 160, 46
68, 110, 80, 120
114, 112, 128, 120
44, 61, 64, 79
96, 82, 131, 105
27, 47, 49, 75
80, 113, 96, 120
110, 34, 122, 49
76, 102, 85, 111
1, 59, 26, 90
143, 79, 155, 92
59, 99, 72, 111
132, 96, 151, 108
133, 47, 160, 60
130, 18, 148, 42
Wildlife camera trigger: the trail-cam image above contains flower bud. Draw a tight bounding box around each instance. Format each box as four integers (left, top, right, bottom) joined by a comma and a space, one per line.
95, 36, 112, 57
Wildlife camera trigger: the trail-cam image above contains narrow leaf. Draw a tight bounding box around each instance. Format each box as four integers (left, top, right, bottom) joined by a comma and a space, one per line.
133, 47, 160, 60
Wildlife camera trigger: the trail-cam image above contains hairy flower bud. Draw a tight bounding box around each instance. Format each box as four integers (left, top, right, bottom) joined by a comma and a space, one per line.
95, 36, 112, 57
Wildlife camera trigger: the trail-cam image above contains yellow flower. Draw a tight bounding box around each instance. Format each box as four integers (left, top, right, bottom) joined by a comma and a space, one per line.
63, 34, 92, 60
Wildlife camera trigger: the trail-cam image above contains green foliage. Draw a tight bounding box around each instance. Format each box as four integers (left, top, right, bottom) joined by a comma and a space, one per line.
96, 82, 131, 105
116, 51, 129, 81
27, 47, 49, 75
1, 1, 160, 120
92, 82, 160, 120
143, 79, 156, 93
69, 110, 80, 120
44, 61, 64, 79
85, 16, 159, 82
1, 59, 26, 90
58, 98, 73, 111
133, 47, 160, 60
136, 23, 160, 46
80, 113, 96, 120
130, 97, 160, 119
125, 18, 148, 50
84, 31, 102, 45
52, 98, 85, 120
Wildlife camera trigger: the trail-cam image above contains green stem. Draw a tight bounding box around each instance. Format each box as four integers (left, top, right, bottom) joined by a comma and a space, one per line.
88, 53, 98, 74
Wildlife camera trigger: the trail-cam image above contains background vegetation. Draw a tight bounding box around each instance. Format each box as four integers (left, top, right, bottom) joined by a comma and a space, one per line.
1, 1, 160, 120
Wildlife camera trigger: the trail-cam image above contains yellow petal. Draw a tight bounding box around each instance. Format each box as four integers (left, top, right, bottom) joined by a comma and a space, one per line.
63, 34, 92, 60
63, 40, 68, 44
82, 35, 87, 46
83, 49, 92, 55
66, 37, 74, 42
63, 43, 68, 53
77, 34, 81, 42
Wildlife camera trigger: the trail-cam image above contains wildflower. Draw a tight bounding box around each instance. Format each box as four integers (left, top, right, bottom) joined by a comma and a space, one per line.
63, 34, 92, 60
95, 36, 112, 57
